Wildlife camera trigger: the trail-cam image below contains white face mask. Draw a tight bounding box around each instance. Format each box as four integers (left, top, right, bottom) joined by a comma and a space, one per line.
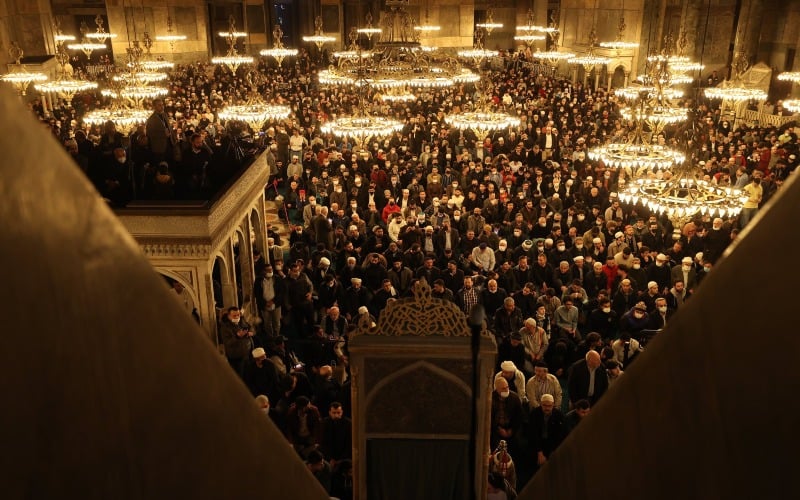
634, 312, 644, 319
658, 306, 668, 313
633, 264, 641, 270
117, 156, 127, 164
655, 261, 664, 267
499, 390, 510, 399
577, 215, 585, 221
602, 307, 611, 313
231, 317, 240, 324
265, 272, 273, 278
683, 264, 692, 271
557, 245, 565, 251
575, 243, 583, 249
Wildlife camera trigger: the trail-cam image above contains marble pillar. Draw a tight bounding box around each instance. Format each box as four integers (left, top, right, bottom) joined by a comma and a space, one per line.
221, 238, 238, 309
0, 0, 55, 61
238, 215, 257, 322
679, 0, 704, 60
732, 0, 764, 70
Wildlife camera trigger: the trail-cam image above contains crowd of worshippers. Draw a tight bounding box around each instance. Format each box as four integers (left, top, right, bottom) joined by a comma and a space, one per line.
31, 47, 799, 211
27, 45, 800, 493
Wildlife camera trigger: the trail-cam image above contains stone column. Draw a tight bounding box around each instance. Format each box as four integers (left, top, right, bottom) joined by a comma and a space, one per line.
199, 265, 222, 346
0, 0, 55, 59
607, 70, 614, 91
624, 70, 630, 87
238, 216, 257, 322
637, 0, 666, 75
731, 0, 764, 71
251, 194, 267, 262
221, 239, 238, 308
678, 0, 704, 60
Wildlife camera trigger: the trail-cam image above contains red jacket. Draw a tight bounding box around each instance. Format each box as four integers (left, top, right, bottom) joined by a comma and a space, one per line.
382, 202, 401, 223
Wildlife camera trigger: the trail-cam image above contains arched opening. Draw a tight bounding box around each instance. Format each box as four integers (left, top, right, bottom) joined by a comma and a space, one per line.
233, 230, 245, 306
611, 65, 627, 89
157, 270, 201, 324
212, 255, 227, 312
250, 207, 265, 263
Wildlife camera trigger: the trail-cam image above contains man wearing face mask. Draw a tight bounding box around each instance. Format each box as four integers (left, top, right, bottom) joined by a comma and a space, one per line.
619, 302, 650, 338
97, 147, 132, 207
255, 264, 285, 339
671, 256, 698, 292
490, 377, 523, 450
648, 297, 673, 330
739, 174, 763, 228
586, 297, 618, 341
647, 253, 672, 293
220, 306, 254, 376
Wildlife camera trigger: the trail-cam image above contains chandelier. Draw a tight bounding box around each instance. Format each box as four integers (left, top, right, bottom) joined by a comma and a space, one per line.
356, 12, 382, 41
318, 22, 403, 146
611, 36, 745, 226
1, 42, 47, 96
705, 86, 767, 102
321, 6, 467, 93
656, 31, 704, 84
458, 27, 499, 64
68, 16, 114, 58
618, 172, 747, 221
217, 71, 291, 131
379, 88, 416, 103
82, 107, 150, 134
84, 15, 116, 43
446, 110, 520, 138
260, 24, 298, 67
130, 31, 175, 74
321, 115, 404, 146
568, 30, 611, 69
303, 15, 336, 50
534, 49, 575, 67
599, 6, 639, 51
778, 72, 800, 83
615, 85, 684, 100
476, 8, 503, 36
515, 9, 546, 47
155, 7, 187, 51
414, 0, 440, 32
449, 27, 520, 137
35, 35, 97, 100
590, 57, 686, 171
704, 35, 767, 102
212, 16, 254, 72
784, 99, 800, 113
218, 103, 291, 131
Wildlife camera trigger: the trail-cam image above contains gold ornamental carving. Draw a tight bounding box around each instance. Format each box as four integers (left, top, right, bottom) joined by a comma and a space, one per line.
353, 278, 491, 338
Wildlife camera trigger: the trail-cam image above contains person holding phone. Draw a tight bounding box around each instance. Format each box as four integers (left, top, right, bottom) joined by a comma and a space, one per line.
220, 306, 254, 376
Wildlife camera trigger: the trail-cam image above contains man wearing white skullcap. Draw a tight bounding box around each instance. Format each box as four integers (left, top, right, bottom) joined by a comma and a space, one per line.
494, 360, 528, 403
